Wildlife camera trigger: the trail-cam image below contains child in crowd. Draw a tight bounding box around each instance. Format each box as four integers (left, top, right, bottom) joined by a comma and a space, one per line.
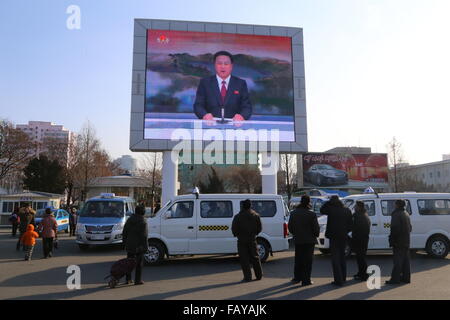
20, 224, 39, 261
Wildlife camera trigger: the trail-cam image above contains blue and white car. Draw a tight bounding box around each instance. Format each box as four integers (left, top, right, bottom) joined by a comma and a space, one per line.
35, 208, 70, 233
75, 193, 135, 250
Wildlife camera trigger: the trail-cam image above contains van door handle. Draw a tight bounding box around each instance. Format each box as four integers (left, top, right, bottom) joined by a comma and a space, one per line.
187, 226, 194, 229
372, 224, 378, 226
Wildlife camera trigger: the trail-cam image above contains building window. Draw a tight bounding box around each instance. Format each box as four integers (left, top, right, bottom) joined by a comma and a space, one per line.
438, 171, 441, 178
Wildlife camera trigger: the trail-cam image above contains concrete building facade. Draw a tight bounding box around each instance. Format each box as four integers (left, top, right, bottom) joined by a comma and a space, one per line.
16, 121, 75, 161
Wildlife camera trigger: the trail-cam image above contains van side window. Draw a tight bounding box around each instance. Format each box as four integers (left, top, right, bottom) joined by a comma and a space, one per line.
239, 200, 277, 217
170, 201, 194, 218
417, 199, 450, 215
358, 200, 376, 216
381, 200, 412, 216
201, 201, 233, 218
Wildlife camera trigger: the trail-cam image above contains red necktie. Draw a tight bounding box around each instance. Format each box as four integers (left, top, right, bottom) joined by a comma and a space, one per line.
220, 80, 227, 104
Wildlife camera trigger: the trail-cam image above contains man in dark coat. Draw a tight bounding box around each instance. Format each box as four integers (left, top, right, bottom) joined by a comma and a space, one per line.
320, 195, 353, 286
69, 207, 78, 237
351, 201, 372, 281
122, 205, 148, 285
288, 195, 320, 286
386, 200, 412, 285
232, 199, 263, 282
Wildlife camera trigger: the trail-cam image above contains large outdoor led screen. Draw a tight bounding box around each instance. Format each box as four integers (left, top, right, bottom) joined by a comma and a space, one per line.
144, 29, 295, 141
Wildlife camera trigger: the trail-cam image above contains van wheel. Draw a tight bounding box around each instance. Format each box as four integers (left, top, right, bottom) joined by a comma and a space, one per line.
319, 249, 330, 255
426, 236, 449, 259
144, 241, 165, 266
78, 244, 89, 251
257, 239, 270, 263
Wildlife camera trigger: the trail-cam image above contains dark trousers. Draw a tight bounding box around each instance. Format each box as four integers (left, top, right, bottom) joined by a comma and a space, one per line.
12, 223, 18, 236
237, 240, 263, 281
352, 238, 369, 278
70, 223, 76, 236
391, 247, 411, 282
43, 237, 54, 257
17, 230, 26, 250
330, 239, 347, 284
294, 243, 315, 283
126, 252, 143, 283
24, 245, 35, 260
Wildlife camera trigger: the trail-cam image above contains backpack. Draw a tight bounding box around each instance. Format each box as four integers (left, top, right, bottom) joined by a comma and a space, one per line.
9, 213, 19, 224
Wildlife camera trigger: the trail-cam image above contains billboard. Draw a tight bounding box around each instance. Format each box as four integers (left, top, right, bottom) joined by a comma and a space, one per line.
130, 19, 307, 152
145, 30, 294, 141
302, 153, 388, 188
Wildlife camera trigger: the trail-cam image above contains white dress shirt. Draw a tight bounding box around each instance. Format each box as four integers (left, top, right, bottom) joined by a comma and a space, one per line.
216, 75, 231, 90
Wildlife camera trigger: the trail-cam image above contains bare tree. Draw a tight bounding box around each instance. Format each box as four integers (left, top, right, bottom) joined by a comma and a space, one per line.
388, 137, 406, 192
279, 153, 297, 201
137, 153, 162, 208
0, 120, 34, 182
67, 121, 120, 203
226, 165, 261, 193
41, 136, 70, 166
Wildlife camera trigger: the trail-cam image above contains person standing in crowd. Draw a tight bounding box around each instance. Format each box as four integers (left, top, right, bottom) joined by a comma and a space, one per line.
122, 205, 148, 285
16, 204, 36, 251
231, 199, 263, 282
386, 200, 412, 285
288, 195, 320, 286
38, 208, 58, 258
154, 202, 161, 215
20, 224, 39, 261
351, 201, 371, 281
69, 207, 78, 237
320, 195, 353, 286
9, 207, 20, 237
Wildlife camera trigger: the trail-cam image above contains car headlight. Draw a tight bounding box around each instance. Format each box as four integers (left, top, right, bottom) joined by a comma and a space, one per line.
112, 222, 125, 231
75, 223, 84, 233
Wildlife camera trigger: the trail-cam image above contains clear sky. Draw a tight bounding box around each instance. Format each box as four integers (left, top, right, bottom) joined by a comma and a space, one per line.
1, 0, 449, 166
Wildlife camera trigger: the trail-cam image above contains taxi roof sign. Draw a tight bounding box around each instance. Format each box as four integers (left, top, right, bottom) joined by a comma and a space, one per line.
100, 193, 116, 198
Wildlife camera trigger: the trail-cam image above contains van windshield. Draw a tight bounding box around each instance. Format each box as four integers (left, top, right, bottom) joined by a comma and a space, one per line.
80, 201, 124, 218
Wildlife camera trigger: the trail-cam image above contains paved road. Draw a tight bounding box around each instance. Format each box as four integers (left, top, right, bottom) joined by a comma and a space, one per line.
1, 228, 449, 300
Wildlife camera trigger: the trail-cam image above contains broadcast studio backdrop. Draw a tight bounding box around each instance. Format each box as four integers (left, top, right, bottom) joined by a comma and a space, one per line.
130, 19, 307, 153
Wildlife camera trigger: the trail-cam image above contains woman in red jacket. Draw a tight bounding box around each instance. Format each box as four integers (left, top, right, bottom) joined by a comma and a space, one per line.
38, 208, 58, 259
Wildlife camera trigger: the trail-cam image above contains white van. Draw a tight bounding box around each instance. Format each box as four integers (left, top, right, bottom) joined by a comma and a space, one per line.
317, 193, 450, 258
144, 194, 290, 265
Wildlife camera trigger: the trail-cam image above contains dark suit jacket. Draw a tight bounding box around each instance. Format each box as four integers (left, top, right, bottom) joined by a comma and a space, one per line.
352, 210, 371, 241
320, 202, 353, 242
193, 75, 252, 120
232, 209, 262, 243
288, 207, 320, 245
389, 208, 412, 248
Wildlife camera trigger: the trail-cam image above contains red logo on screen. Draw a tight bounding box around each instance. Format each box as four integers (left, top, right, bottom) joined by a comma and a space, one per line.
157, 35, 170, 44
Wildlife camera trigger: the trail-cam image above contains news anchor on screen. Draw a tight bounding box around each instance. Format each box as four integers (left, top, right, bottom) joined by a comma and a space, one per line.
193, 51, 252, 121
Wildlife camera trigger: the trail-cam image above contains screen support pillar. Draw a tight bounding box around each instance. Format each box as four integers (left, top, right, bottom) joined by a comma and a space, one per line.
261, 152, 279, 194
162, 151, 178, 205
